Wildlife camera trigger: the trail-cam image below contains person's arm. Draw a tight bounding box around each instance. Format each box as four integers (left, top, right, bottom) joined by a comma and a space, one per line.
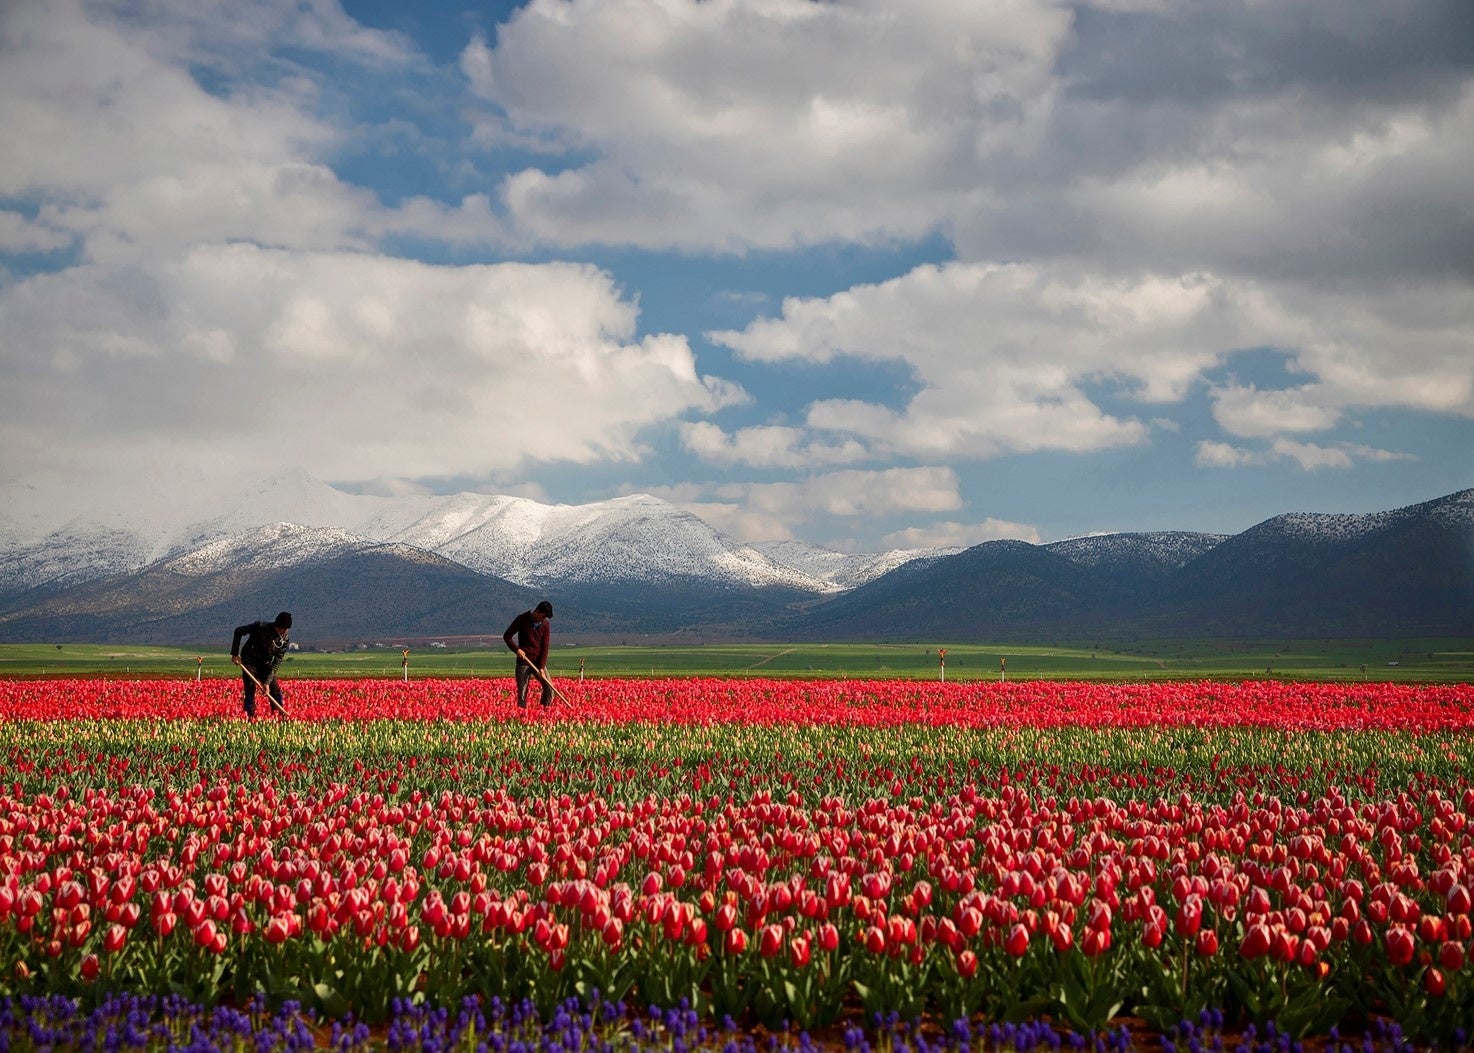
503, 614, 524, 654
230, 624, 251, 665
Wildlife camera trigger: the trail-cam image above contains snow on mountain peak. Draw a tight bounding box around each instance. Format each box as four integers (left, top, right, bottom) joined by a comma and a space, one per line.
1045, 531, 1227, 570
165, 523, 369, 576
751, 540, 960, 590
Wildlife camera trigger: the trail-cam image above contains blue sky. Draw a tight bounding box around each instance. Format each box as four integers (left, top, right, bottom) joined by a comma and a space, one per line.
1, 0, 1471, 550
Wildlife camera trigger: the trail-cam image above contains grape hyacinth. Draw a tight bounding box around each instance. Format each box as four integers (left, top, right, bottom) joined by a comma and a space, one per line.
0, 996, 1452, 1053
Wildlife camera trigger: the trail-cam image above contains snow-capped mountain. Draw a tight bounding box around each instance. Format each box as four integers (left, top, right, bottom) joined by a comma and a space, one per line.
750, 541, 960, 590
3, 474, 1469, 643
1241, 488, 1474, 545
0, 470, 840, 598
385, 493, 836, 592
0, 527, 156, 600
166, 523, 375, 576
785, 489, 1474, 641
0, 469, 368, 596
1043, 531, 1227, 574
171, 470, 398, 552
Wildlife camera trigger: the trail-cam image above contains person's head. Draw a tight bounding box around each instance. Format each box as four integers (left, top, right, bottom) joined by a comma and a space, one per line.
533, 600, 553, 622
274, 611, 293, 634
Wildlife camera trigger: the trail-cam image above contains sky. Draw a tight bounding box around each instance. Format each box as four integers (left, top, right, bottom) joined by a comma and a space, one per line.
1, 0, 1471, 552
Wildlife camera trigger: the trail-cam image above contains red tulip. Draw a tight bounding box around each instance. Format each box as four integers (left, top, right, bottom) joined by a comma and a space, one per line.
1386, 926, 1416, 966
1425, 967, 1447, 997
1005, 923, 1029, 957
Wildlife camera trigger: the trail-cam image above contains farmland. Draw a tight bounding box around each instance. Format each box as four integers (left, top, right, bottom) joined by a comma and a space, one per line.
2, 675, 1474, 1050
2, 637, 1472, 682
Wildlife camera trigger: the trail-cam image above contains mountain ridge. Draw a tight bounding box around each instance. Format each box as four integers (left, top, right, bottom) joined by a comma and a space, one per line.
0, 481, 1469, 643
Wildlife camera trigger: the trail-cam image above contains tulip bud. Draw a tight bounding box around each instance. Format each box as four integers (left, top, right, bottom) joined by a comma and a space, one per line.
863, 925, 886, 954
265, 915, 292, 944
1005, 923, 1029, 958
1385, 926, 1415, 966
759, 923, 785, 958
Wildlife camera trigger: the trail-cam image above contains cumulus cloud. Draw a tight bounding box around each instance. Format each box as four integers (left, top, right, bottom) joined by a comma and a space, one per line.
651, 466, 963, 542
660, 501, 800, 544
462, 0, 1070, 251
710, 262, 1268, 459
711, 259, 1474, 463
0, 211, 73, 254
882, 518, 1041, 548
1195, 441, 1265, 469
0, 0, 502, 263
678, 421, 867, 469
1270, 439, 1415, 472
458, 0, 1474, 290
1196, 438, 1413, 471
3, 0, 1470, 549
1210, 384, 1343, 439
455, 0, 1474, 470
0, 247, 742, 483
719, 466, 963, 520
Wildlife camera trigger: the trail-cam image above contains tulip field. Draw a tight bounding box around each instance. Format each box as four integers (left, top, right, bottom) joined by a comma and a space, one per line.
3, 676, 1474, 1050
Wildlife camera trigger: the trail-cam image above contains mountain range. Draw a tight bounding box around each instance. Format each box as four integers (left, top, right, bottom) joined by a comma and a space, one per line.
0, 473, 1469, 644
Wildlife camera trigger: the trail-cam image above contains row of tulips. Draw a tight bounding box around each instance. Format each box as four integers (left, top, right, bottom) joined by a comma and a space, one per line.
1, 676, 1472, 730
3, 706, 1474, 1042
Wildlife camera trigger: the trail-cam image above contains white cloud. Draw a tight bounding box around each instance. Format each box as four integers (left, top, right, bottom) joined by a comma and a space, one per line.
713, 258, 1474, 465
0, 0, 505, 263
678, 421, 867, 469
1044, 84, 1474, 286
1270, 439, 1415, 472
711, 262, 1264, 459
652, 466, 964, 542
1195, 438, 1414, 472
0, 246, 742, 483
717, 466, 963, 520
1195, 441, 1265, 469
0, 211, 73, 254
3, 0, 1469, 550
659, 500, 799, 544
462, 0, 1070, 251
454, 0, 1474, 309
1268, 280, 1474, 418
1, 2, 334, 249
1210, 383, 1342, 439
882, 518, 1040, 548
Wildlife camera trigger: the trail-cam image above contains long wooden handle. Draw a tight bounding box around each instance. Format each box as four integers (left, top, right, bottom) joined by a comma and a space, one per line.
516, 649, 566, 703
236, 659, 288, 715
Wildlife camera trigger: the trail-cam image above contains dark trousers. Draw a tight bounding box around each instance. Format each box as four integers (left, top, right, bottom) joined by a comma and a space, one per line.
516, 661, 550, 707
243, 666, 284, 717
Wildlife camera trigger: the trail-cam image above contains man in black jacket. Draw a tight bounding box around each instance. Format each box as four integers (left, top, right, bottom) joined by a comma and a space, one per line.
503, 600, 553, 707
230, 611, 292, 717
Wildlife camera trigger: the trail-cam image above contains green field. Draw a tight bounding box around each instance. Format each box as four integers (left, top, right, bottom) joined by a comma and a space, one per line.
1, 637, 1471, 682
